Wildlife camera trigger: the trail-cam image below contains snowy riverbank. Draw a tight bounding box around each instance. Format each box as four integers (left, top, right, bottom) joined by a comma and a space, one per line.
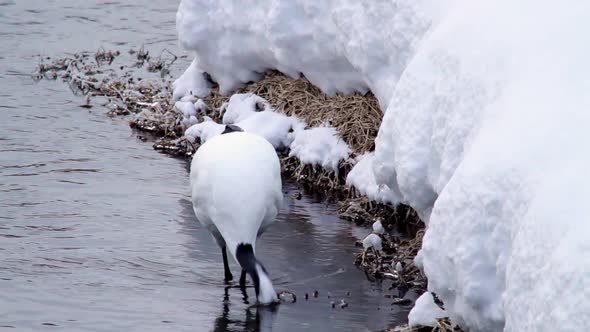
36, 47, 429, 311
173, 0, 590, 331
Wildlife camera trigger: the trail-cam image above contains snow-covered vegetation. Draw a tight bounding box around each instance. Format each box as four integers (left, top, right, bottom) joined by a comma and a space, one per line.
174, 0, 590, 331
182, 93, 351, 170
288, 125, 351, 173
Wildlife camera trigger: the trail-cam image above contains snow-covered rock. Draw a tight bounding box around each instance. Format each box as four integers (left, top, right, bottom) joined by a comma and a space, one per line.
174, 101, 196, 118
185, 119, 225, 144
175, 99, 201, 129
288, 125, 350, 172
362, 233, 382, 252
222, 93, 270, 125
237, 111, 304, 150
409, 292, 446, 327
194, 99, 209, 113
176, 0, 590, 331
372, 219, 384, 235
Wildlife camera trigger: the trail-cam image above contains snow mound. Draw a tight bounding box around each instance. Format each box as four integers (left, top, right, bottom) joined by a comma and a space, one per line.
185, 94, 304, 150
237, 111, 304, 150
184, 119, 225, 144
288, 125, 351, 172
222, 93, 270, 125
172, 57, 211, 101
174, 100, 196, 128
409, 292, 446, 327
175, 96, 211, 129
194, 99, 209, 113
185, 94, 347, 170
346, 152, 399, 203
174, 101, 195, 115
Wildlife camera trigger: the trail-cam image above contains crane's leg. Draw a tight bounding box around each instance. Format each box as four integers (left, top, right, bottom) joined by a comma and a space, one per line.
239, 269, 247, 289
222, 246, 233, 282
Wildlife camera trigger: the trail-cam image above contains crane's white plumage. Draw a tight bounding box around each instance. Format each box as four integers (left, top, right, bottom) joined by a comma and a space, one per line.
190, 131, 282, 304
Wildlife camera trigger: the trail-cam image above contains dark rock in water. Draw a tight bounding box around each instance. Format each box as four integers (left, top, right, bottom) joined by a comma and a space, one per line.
391, 297, 412, 306
330, 301, 335, 309
222, 124, 243, 134
313, 290, 319, 298
339, 299, 348, 308
278, 291, 297, 303
305, 293, 309, 300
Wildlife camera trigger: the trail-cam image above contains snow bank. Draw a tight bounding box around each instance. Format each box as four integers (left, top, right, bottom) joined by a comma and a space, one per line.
176, 0, 590, 330
346, 153, 399, 203
288, 125, 351, 172
175, 0, 441, 106
172, 57, 211, 101
375, 1, 590, 331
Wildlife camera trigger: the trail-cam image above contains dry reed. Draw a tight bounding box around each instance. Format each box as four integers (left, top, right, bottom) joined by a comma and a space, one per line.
203, 71, 381, 155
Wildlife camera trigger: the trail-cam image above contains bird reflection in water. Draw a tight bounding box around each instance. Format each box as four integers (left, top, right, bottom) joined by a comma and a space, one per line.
212, 286, 279, 332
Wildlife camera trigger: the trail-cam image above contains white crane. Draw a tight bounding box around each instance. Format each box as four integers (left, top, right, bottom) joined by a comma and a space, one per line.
190, 130, 282, 304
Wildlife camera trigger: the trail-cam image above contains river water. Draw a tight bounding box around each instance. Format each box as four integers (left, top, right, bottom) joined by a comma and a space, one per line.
0, 1, 408, 331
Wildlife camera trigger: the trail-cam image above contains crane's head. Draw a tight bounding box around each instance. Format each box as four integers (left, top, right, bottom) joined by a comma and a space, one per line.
235, 243, 278, 305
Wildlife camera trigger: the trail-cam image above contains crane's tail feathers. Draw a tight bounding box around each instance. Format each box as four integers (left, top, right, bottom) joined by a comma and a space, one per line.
236, 243, 278, 304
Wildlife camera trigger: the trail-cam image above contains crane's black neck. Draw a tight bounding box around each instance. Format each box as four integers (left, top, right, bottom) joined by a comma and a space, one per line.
222, 124, 243, 134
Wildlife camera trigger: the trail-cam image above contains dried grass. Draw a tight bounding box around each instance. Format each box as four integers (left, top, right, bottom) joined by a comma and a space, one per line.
280, 156, 352, 192
203, 71, 381, 155
33, 48, 189, 141
351, 214, 427, 289
391, 318, 464, 332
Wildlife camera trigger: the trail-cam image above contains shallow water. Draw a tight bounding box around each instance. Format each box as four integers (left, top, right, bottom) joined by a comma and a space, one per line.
0, 1, 408, 331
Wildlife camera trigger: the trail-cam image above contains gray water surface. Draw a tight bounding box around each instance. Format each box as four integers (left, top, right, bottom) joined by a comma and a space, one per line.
0, 1, 408, 331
